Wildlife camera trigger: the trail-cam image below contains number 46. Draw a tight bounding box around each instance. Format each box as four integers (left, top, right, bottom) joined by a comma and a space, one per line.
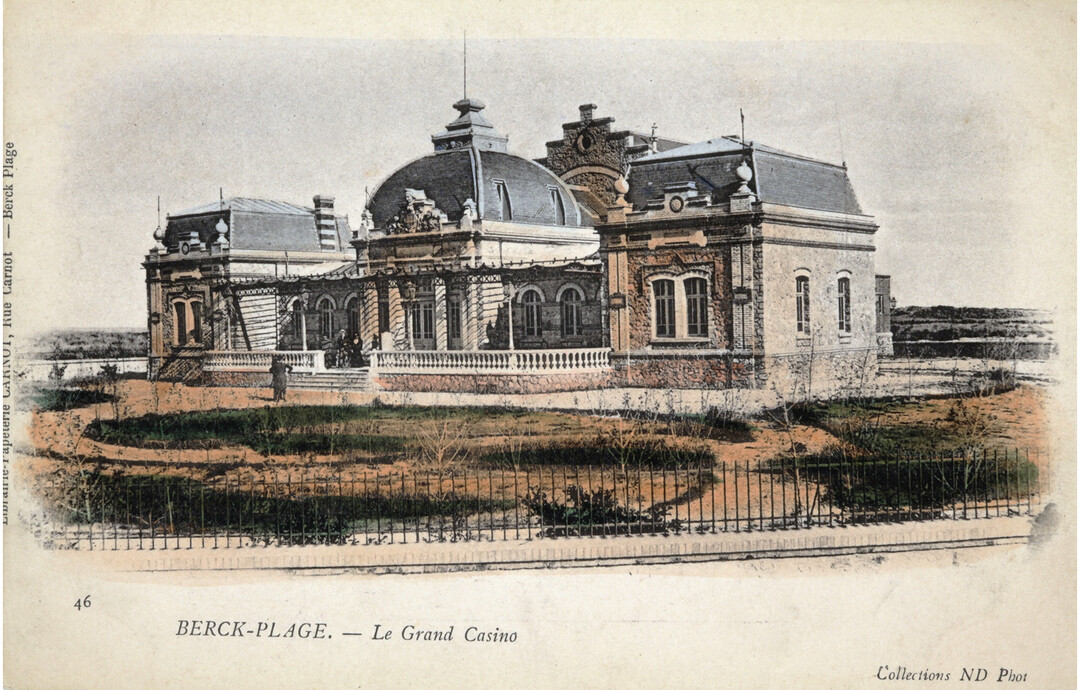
74, 595, 91, 611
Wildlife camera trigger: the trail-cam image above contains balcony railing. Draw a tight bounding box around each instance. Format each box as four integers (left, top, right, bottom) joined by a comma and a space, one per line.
203, 350, 325, 373
370, 348, 611, 375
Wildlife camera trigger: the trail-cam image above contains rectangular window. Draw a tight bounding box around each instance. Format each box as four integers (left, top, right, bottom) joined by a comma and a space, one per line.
377, 297, 389, 333
422, 302, 434, 340
796, 276, 810, 334
838, 277, 851, 332
448, 298, 462, 342
173, 302, 187, 346
685, 278, 708, 337
189, 302, 202, 344
653, 280, 675, 338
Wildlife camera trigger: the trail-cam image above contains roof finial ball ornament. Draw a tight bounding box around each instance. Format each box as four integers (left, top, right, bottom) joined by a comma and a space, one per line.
613, 175, 630, 208
152, 224, 165, 252
735, 159, 754, 196
214, 217, 230, 247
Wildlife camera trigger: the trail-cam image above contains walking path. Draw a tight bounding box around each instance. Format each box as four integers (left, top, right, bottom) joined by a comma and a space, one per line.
56, 514, 1039, 575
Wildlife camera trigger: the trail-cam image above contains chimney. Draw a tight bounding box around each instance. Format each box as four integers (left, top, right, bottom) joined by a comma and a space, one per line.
314, 195, 337, 250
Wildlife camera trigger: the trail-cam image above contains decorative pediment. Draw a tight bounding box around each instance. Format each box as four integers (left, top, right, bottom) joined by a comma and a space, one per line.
384, 189, 449, 235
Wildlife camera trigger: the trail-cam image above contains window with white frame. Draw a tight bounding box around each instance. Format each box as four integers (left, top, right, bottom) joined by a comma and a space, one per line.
653, 279, 676, 338
837, 277, 851, 333
560, 286, 582, 337
795, 276, 811, 334
685, 277, 708, 337
521, 289, 542, 336
649, 274, 710, 340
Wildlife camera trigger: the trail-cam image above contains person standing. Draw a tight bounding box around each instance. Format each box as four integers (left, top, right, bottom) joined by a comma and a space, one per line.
269, 356, 293, 402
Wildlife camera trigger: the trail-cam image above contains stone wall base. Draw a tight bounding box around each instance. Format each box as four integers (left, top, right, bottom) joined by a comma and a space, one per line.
200, 370, 273, 388
609, 353, 761, 389
372, 371, 613, 394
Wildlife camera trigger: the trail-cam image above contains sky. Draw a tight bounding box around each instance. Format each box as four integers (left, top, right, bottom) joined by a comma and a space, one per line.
4, 1, 1075, 334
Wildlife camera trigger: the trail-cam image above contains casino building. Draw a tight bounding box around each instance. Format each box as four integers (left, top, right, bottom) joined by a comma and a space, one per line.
144, 97, 892, 395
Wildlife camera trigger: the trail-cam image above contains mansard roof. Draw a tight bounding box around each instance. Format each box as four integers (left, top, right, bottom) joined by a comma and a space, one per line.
629, 136, 864, 216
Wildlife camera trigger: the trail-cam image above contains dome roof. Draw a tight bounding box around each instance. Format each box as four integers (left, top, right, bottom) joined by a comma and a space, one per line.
367, 99, 586, 229
368, 149, 584, 228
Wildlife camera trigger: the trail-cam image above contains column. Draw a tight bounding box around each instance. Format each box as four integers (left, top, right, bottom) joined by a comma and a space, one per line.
434, 277, 448, 350
387, 282, 407, 351
359, 283, 379, 348
463, 278, 480, 350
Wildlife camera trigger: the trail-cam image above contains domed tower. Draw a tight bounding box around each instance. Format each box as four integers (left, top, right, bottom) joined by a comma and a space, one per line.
356, 99, 603, 353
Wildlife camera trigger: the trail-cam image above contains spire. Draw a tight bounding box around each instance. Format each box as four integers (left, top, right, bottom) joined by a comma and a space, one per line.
431, 98, 508, 153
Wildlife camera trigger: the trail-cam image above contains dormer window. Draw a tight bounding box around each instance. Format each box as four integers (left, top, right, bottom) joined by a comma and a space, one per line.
550, 188, 566, 226
495, 180, 513, 221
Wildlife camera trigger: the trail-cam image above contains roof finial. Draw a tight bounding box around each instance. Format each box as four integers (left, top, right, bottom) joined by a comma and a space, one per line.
740, 108, 745, 144
463, 29, 467, 100
219, 187, 224, 210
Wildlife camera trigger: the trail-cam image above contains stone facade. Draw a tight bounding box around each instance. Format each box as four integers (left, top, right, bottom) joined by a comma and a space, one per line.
145, 98, 886, 399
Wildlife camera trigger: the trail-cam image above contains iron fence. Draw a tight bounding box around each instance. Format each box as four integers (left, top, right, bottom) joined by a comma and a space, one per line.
33, 448, 1042, 550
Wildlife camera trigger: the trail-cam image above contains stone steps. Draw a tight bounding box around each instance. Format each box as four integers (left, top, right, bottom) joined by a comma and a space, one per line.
289, 368, 374, 392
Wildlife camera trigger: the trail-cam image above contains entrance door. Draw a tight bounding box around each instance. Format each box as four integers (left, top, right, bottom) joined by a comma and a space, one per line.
410, 301, 435, 350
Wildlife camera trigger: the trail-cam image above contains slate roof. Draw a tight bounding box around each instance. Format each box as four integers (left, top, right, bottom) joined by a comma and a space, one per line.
172, 197, 313, 216
629, 136, 864, 215
164, 197, 350, 253
367, 149, 585, 228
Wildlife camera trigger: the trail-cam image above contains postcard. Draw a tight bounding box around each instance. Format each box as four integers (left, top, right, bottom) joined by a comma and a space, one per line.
3, 1, 1075, 687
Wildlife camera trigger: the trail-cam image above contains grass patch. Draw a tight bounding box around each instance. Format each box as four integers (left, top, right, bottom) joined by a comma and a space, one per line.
478, 443, 713, 469
87, 407, 407, 456
51, 473, 514, 545
32, 387, 114, 412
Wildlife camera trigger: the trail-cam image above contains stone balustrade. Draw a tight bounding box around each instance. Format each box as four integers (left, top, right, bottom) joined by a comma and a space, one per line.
203, 350, 326, 372
370, 348, 611, 375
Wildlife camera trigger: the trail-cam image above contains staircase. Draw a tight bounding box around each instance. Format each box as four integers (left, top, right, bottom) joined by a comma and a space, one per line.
289, 367, 374, 392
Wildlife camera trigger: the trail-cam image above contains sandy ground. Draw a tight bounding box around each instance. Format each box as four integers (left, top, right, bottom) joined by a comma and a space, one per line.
16, 379, 1051, 531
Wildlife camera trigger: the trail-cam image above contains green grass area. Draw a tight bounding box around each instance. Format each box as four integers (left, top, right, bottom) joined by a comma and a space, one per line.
478, 444, 713, 469
771, 454, 1039, 512
787, 398, 979, 455
31, 388, 114, 412
55, 473, 515, 545
86, 406, 408, 455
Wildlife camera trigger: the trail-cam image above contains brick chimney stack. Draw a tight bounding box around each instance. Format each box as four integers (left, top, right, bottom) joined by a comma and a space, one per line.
313, 195, 337, 250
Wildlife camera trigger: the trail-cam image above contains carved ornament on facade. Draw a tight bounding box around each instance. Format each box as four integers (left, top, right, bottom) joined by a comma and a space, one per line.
384, 189, 449, 235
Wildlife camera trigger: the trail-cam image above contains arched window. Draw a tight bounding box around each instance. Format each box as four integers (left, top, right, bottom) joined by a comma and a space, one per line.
290, 300, 304, 338
522, 289, 542, 337
496, 181, 513, 221
837, 277, 851, 332
173, 302, 187, 346
560, 286, 582, 337
685, 277, 708, 337
550, 188, 566, 226
796, 276, 811, 334
653, 279, 675, 338
317, 297, 334, 340
345, 295, 359, 336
